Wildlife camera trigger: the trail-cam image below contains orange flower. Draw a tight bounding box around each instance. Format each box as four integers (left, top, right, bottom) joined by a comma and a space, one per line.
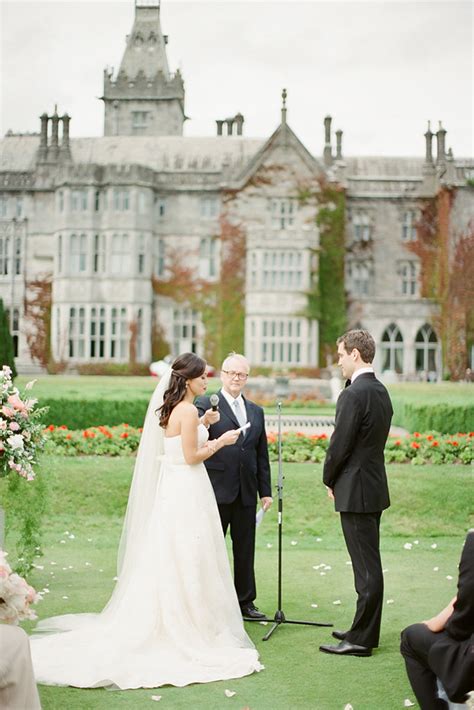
120, 432, 129, 439
66, 434, 72, 440
59, 425, 68, 430
411, 442, 420, 449
319, 433, 328, 440
123, 423, 129, 428
47, 424, 55, 431
413, 432, 421, 438
431, 441, 439, 447
426, 434, 433, 441
394, 440, 401, 446
448, 440, 459, 446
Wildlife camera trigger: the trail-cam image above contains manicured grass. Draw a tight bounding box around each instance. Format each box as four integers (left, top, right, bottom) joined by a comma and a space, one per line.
4, 458, 472, 710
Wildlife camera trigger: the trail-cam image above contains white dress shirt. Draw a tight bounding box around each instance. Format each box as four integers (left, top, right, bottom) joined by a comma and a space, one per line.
221, 389, 247, 423
351, 366, 374, 383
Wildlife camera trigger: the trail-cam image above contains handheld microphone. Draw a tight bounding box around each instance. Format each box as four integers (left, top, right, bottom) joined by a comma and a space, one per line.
209, 394, 219, 412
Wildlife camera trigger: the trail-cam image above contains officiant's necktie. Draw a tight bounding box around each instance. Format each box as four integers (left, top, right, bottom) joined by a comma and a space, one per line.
233, 399, 246, 428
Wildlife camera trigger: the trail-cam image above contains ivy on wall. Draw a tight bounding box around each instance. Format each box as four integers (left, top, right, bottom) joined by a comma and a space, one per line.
301, 180, 347, 366
23, 276, 53, 369
152, 213, 246, 366
410, 188, 474, 379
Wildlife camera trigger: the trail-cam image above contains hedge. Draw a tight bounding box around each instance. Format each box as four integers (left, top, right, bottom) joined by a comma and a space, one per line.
39, 397, 150, 429
40, 396, 474, 434
391, 398, 474, 434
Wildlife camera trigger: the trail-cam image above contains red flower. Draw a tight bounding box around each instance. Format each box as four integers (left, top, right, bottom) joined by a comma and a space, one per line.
66, 434, 72, 440
59, 425, 68, 430
413, 432, 421, 438
411, 442, 420, 449
319, 433, 328, 440
120, 432, 129, 439
431, 441, 439, 447
426, 435, 433, 441
47, 424, 55, 431
448, 440, 459, 446
394, 440, 401, 446
123, 423, 129, 428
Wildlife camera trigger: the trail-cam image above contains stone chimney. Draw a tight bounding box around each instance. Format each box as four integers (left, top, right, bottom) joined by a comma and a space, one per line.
436, 121, 447, 164
335, 129, 343, 160
323, 115, 333, 167
424, 121, 434, 165
215, 113, 245, 136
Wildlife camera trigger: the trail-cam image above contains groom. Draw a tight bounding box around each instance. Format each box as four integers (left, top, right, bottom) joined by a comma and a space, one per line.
196, 352, 272, 619
320, 329, 393, 657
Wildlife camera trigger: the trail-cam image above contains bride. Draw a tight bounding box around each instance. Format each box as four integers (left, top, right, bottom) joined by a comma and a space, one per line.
30, 353, 263, 689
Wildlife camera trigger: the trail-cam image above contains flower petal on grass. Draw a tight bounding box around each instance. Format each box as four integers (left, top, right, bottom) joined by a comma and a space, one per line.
266, 543, 273, 549
151, 695, 162, 702
333, 600, 341, 605
291, 541, 298, 546
344, 704, 354, 710
446, 575, 453, 580
387, 599, 394, 604
433, 567, 439, 571
404, 543, 412, 550
431, 543, 437, 549
225, 689, 236, 698
404, 700, 415, 707
311, 604, 318, 608
316, 537, 322, 542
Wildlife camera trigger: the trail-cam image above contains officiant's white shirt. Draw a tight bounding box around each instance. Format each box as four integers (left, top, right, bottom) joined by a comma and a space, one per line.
221, 389, 247, 422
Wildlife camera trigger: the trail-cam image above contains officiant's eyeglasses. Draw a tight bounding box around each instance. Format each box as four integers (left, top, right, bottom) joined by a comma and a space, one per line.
222, 370, 249, 380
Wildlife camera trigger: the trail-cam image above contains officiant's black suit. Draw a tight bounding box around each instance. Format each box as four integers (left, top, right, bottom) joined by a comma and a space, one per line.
323, 373, 393, 648
195, 391, 271, 606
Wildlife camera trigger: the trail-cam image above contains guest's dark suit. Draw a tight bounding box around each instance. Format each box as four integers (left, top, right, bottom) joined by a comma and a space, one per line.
401, 531, 474, 708
323, 372, 393, 648
195, 391, 271, 606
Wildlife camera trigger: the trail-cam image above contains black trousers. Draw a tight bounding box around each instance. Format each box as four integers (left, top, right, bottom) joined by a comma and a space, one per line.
340, 511, 384, 648
218, 493, 256, 606
400, 623, 449, 710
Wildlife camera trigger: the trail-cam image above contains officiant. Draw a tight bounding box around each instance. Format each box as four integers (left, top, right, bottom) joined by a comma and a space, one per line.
196, 352, 272, 620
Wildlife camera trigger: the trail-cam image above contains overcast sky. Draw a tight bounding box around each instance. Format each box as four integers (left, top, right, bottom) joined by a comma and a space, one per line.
1, 0, 473, 157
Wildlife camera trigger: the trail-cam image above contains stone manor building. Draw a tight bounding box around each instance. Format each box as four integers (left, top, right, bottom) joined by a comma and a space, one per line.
1, 0, 473, 377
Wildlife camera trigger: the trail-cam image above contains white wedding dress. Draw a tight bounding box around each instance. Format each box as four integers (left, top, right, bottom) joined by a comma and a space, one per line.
30, 371, 262, 689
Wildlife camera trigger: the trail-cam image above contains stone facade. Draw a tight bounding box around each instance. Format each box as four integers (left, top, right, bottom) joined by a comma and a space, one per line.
0, 0, 473, 377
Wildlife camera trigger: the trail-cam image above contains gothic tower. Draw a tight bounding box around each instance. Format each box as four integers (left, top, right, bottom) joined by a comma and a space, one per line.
101, 0, 185, 136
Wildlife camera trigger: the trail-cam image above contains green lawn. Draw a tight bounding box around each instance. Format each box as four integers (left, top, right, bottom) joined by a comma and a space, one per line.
4, 458, 472, 710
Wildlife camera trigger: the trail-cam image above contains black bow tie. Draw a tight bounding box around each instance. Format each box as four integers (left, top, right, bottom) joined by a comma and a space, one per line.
345, 379, 352, 388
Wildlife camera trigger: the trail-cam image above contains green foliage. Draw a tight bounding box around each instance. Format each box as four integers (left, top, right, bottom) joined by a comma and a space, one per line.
391, 398, 474, 434
309, 184, 347, 365
0, 298, 17, 378
39, 397, 150, 429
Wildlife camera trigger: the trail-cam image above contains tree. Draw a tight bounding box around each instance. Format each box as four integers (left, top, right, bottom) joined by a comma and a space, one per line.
0, 298, 17, 378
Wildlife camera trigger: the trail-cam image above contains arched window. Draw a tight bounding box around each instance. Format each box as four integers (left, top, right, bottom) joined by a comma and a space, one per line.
381, 323, 403, 373
415, 324, 438, 373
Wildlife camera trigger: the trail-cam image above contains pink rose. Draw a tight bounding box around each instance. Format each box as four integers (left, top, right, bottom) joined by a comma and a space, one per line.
7, 395, 27, 413
0, 420, 6, 431
1, 406, 14, 419
9, 422, 20, 432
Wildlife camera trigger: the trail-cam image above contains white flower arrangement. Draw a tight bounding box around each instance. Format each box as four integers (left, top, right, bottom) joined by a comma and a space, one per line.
0, 549, 41, 624
0, 365, 47, 480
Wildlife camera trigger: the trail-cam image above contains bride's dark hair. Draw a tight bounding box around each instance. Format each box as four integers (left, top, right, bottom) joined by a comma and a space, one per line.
158, 352, 207, 428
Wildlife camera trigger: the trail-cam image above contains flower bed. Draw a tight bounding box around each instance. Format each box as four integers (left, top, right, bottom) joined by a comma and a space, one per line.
43, 425, 474, 465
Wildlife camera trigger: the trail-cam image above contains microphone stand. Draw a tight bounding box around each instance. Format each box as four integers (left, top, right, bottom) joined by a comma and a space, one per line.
262, 402, 333, 641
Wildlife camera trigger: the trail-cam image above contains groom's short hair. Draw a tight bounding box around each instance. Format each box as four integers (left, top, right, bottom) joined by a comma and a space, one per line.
337, 329, 375, 363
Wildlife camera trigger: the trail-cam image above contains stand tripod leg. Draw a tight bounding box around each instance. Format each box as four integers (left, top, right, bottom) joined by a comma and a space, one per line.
262, 621, 281, 641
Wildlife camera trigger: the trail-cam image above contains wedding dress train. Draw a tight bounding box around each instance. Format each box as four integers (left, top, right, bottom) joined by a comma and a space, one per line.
30, 419, 262, 689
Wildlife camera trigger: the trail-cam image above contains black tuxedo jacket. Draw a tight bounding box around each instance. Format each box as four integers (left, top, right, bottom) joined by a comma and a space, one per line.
195, 391, 271, 507
429, 530, 474, 702
323, 372, 393, 513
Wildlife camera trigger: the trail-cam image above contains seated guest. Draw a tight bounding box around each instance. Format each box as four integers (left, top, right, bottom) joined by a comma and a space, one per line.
400, 530, 474, 709
0, 624, 41, 709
